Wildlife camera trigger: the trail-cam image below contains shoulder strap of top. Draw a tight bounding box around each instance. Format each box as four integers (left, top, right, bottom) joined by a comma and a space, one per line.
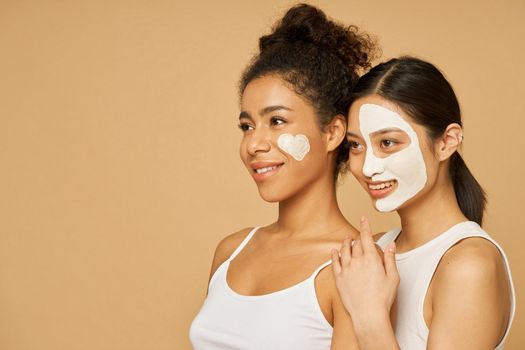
309, 259, 333, 279
227, 226, 261, 261
376, 228, 401, 249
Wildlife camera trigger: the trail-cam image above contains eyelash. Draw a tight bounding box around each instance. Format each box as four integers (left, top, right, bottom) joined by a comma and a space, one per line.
347, 139, 400, 155
348, 140, 363, 151
380, 139, 397, 148
270, 117, 286, 126
237, 117, 286, 132
238, 123, 253, 132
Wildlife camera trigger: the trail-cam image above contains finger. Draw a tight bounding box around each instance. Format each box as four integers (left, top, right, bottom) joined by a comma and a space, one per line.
340, 237, 352, 266
351, 238, 363, 257
374, 243, 386, 266
331, 249, 342, 275
384, 241, 399, 284
359, 216, 376, 254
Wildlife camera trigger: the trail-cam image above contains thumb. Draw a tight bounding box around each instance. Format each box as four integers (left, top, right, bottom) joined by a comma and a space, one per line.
384, 241, 399, 283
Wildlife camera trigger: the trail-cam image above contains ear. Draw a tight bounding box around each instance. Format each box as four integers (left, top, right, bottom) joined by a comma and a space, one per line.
324, 114, 347, 152
436, 123, 463, 161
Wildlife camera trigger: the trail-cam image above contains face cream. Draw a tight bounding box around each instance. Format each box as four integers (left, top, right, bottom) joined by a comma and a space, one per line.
358, 103, 427, 212
277, 133, 310, 161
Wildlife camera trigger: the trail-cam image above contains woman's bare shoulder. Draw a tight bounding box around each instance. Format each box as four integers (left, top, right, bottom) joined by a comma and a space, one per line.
427, 236, 510, 346
435, 236, 505, 284
214, 228, 254, 260
207, 227, 255, 281
430, 236, 509, 317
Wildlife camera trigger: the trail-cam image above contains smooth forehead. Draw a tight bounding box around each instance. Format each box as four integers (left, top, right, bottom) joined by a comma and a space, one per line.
359, 103, 414, 133
349, 96, 415, 135
241, 75, 300, 111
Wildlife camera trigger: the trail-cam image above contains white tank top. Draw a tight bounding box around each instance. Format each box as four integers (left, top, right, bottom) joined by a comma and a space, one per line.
376, 221, 516, 350
189, 227, 333, 350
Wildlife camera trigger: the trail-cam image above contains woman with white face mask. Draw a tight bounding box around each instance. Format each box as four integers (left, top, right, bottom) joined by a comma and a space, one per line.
190, 4, 377, 349
332, 57, 515, 349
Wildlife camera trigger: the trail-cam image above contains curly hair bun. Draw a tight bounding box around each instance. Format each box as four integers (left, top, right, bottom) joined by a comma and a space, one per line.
240, 3, 376, 180
259, 3, 374, 72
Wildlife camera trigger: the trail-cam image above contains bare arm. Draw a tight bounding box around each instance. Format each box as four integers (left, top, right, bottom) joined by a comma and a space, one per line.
322, 266, 360, 350
426, 238, 511, 349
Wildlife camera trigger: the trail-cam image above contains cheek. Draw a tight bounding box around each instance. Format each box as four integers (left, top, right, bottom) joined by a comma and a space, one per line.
349, 154, 364, 176
422, 155, 439, 182
277, 133, 312, 162
239, 138, 248, 163
416, 144, 437, 176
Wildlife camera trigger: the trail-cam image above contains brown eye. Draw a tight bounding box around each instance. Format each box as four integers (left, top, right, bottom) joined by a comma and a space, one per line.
270, 117, 286, 126
349, 141, 363, 151
380, 139, 395, 148
238, 123, 254, 132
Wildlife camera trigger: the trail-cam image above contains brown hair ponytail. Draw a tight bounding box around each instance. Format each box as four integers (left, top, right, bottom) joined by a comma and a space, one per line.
449, 152, 486, 225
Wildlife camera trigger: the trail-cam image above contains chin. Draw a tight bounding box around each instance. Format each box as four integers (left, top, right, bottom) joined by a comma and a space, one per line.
373, 197, 403, 213
257, 188, 285, 203
257, 184, 299, 203
374, 204, 397, 213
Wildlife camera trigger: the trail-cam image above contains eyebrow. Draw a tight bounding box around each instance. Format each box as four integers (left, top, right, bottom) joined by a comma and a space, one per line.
239, 111, 252, 120
239, 105, 292, 120
346, 131, 362, 138
370, 127, 404, 136
259, 105, 292, 115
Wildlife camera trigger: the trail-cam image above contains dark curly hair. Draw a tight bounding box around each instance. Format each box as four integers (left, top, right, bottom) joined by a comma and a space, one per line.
239, 3, 376, 179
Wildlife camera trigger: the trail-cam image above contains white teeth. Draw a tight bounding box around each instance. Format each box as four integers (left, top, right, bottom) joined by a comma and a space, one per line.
255, 166, 278, 174
369, 181, 395, 190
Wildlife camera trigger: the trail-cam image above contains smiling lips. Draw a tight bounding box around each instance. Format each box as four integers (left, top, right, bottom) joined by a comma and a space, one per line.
250, 162, 284, 182
367, 180, 397, 199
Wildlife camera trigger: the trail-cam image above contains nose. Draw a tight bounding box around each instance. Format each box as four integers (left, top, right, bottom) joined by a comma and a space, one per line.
362, 149, 385, 177
246, 128, 271, 156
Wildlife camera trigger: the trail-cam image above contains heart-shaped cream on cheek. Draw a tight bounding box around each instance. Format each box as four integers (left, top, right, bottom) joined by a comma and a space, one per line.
277, 133, 310, 161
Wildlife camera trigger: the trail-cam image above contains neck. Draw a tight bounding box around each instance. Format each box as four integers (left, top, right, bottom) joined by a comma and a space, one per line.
275, 173, 352, 237
396, 173, 467, 252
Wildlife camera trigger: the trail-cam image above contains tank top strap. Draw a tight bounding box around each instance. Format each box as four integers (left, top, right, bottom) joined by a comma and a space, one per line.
309, 259, 333, 280
227, 226, 261, 261
376, 228, 402, 250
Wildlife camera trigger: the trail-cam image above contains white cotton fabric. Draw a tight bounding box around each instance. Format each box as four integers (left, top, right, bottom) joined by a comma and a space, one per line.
376, 221, 516, 350
190, 227, 333, 350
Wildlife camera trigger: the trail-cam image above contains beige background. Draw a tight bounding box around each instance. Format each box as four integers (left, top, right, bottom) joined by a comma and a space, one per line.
0, 0, 523, 349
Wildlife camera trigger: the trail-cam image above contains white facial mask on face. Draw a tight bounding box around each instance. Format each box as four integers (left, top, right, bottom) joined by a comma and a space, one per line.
359, 103, 427, 212
277, 133, 310, 161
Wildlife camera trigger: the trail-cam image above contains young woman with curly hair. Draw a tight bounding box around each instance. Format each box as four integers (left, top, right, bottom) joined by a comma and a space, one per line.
190, 4, 375, 349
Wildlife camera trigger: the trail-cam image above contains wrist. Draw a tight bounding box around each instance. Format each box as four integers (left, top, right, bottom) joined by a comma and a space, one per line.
352, 311, 392, 335
352, 313, 399, 350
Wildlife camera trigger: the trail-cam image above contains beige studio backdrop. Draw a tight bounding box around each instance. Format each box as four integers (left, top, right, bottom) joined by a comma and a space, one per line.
1, 0, 524, 349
